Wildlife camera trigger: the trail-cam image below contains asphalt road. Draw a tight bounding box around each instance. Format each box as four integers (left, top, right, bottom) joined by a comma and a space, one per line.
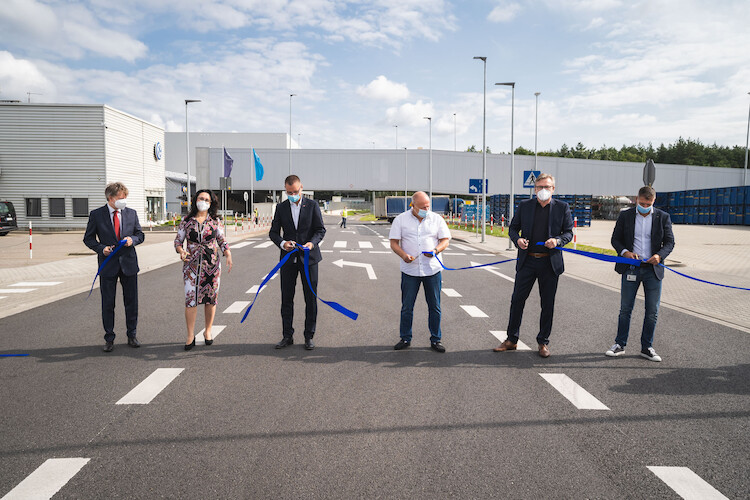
1, 216, 747, 499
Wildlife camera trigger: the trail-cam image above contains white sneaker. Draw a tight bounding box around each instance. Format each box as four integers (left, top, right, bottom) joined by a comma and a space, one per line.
640, 347, 662, 362
605, 343, 624, 357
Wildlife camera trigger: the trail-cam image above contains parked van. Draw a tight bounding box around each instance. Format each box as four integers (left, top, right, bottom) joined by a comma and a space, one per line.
0, 200, 18, 235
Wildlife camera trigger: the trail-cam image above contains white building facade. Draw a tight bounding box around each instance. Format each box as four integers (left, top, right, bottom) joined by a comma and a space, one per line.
0, 103, 165, 229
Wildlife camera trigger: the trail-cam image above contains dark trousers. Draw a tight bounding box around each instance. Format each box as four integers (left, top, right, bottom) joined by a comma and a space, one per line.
507, 256, 559, 345
280, 258, 318, 340
340, 217, 347, 228
399, 272, 442, 343
100, 270, 138, 342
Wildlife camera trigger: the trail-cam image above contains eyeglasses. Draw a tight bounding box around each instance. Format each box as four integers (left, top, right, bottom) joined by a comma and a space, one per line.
285, 188, 301, 196
534, 184, 554, 190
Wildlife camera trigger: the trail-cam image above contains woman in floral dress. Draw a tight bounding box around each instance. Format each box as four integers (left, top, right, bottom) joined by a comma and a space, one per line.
174, 190, 232, 350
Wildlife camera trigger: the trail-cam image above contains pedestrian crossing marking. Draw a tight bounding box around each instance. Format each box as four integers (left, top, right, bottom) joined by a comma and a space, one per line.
452, 243, 475, 251
443, 252, 466, 256
489, 331, 531, 350
381, 241, 390, 248
539, 373, 609, 410
254, 241, 274, 249
116, 368, 184, 405
10, 282, 62, 287
333, 241, 346, 248
223, 301, 250, 314
358, 241, 373, 248
442, 288, 462, 297
196, 325, 226, 346
647, 466, 729, 500
2, 458, 90, 500
230, 241, 253, 249
460, 305, 488, 318
0, 289, 35, 294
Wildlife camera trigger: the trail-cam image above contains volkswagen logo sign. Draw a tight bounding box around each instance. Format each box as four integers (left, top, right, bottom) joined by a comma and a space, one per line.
153, 141, 163, 161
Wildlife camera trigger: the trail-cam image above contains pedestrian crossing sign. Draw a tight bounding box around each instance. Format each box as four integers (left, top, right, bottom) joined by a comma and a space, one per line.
523, 170, 541, 188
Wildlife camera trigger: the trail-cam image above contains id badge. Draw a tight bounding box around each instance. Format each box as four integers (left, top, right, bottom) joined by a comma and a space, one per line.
626, 265, 638, 282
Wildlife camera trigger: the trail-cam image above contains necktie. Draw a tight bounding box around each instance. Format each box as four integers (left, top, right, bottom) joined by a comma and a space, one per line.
113, 210, 120, 240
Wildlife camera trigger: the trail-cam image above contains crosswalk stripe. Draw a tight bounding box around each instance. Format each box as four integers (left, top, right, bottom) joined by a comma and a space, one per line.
647, 467, 729, 500
334, 241, 346, 248
321, 250, 334, 253
460, 305, 488, 318
369, 251, 390, 254
358, 241, 373, 248
340, 250, 361, 253
539, 373, 609, 410
381, 241, 390, 248
1, 458, 90, 500
230, 241, 253, 249
0, 289, 35, 294
223, 301, 250, 314
254, 241, 274, 248
472, 253, 494, 256
10, 282, 62, 287
443, 252, 465, 256
246, 285, 266, 294
116, 368, 184, 405
196, 325, 226, 346
442, 288, 462, 297
452, 243, 475, 251
0, 297, 6, 300
489, 331, 532, 350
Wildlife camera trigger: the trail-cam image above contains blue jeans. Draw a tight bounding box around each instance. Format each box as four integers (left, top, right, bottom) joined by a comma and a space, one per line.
616, 265, 662, 350
400, 272, 442, 343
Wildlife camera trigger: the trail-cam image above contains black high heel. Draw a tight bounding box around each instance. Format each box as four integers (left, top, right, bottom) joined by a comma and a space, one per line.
185, 336, 196, 351
204, 338, 214, 346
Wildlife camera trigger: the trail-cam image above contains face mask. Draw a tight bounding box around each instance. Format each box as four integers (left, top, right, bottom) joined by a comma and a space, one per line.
114, 199, 127, 210
417, 208, 429, 218
637, 204, 653, 215
536, 189, 552, 202
196, 201, 211, 212
288, 194, 300, 203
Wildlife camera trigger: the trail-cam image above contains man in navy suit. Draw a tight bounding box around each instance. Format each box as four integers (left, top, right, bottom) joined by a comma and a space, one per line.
493, 173, 574, 358
606, 186, 675, 362
84, 182, 145, 352
269, 175, 327, 350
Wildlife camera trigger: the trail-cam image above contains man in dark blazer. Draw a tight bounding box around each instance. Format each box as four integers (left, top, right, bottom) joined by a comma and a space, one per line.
83, 182, 145, 352
606, 185, 675, 362
493, 173, 574, 358
269, 175, 327, 350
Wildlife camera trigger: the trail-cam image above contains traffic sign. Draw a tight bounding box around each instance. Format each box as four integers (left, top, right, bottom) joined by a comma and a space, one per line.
643, 159, 656, 186
523, 170, 541, 188
469, 179, 489, 194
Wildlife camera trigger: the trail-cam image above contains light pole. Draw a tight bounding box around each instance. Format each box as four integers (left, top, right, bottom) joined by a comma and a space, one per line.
404, 147, 408, 206
453, 113, 457, 151
394, 125, 398, 149
184, 99, 201, 211
533, 91, 541, 199
474, 56, 487, 242
423, 117, 432, 200
289, 93, 296, 175
298, 132, 301, 148
496, 82, 515, 250
744, 91, 750, 185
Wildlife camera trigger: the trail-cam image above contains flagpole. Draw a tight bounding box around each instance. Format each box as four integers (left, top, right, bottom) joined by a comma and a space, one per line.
251, 148, 255, 222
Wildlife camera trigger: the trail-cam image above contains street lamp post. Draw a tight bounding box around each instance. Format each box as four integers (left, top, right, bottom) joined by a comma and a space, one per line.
744, 91, 750, 186
453, 113, 457, 151
184, 99, 201, 211
474, 56, 487, 243
423, 117, 432, 200
289, 93, 296, 175
495, 82, 515, 250
394, 125, 398, 149
533, 91, 541, 198
404, 147, 408, 206
298, 133, 301, 148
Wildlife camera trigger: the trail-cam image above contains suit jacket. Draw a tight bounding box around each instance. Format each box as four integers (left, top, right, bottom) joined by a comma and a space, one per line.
83, 205, 145, 277
611, 207, 675, 280
269, 198, 326, 265
509, 198, 574, 275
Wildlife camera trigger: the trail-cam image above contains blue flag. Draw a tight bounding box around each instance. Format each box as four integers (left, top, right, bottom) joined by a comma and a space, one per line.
223, 147, 233, 177
253, 148, 264, 181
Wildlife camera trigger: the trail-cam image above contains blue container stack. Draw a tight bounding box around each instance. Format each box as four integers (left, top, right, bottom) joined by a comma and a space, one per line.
655, 185, 750, 226
485, 193, 592, 227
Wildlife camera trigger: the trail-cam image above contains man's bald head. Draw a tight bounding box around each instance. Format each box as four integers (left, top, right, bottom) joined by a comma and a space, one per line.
411, 191, 430, 217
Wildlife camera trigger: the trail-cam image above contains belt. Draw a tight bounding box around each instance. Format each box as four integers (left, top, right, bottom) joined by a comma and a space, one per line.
527, 252, 550, 258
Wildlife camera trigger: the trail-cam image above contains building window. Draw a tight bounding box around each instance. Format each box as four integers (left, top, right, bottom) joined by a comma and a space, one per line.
72, 198, 89, 217
26, 198, 41, 217
49, 198, 66, 217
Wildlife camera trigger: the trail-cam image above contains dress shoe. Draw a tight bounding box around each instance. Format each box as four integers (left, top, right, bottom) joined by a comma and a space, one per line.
127, 337, 141, 348
204, 338, 214, 346
430, 341, 446, 353
538, 344, 550, 358
304, 340, 315, 350
103, 341, 114, 352
493, 339, 517, 352
185, 337, 196, 351
275, 337, 294, 349
393, 340, 411, 350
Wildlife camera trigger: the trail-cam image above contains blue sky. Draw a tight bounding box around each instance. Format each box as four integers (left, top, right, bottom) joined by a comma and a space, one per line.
2, 0, 749, 153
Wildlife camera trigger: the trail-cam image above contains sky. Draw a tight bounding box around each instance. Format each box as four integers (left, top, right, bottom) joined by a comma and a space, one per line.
1, 0, 749, 153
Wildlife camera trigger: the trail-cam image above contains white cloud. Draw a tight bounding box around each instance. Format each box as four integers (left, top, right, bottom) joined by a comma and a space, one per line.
488, 2, 521, 23
386, 100, 435, 127
0, 52, 56, 101
357, 76, 410, 102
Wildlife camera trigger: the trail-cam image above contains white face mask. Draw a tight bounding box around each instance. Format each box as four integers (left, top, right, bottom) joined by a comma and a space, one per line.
196, 201, 211, 212
536, 189, 552, 202
114, 198, 127, 210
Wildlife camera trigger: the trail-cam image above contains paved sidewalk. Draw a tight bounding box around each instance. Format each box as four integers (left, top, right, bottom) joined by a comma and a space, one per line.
450, 221, 750, 334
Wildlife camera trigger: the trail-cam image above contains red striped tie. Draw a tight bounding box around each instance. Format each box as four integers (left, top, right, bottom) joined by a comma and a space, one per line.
113, 210, 120, 240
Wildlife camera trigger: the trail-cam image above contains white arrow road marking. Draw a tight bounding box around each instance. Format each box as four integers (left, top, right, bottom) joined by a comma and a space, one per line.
489, 331, 531, 350
470, 262, 515, 283
332, 259, 377, 280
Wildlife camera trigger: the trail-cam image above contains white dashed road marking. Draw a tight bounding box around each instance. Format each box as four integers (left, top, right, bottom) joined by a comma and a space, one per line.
539, 373, 609, 410
254, 241, 274, 248
358, 241, 373, 248
2, 458, 90, 500
334, 241, 347, 248
196, 325, 226, 346
452, 243, 475, 251
470, 262, 515, 283
223, 301, 250, 314
489, 331, 532, 350
460, 305, 488, 318
116, 368, 184, 405
647, 466, 729, 500
0, 289, 35, 294
10, 282, 62, 287
230, 241, 253, 249
381, 241, 390, 248
442, 288, 462, 297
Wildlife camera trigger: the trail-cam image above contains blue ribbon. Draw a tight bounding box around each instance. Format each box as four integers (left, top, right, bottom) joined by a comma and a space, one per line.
0, 354, 30, 357
535, 242, 750, 291
87, 239, 128, 299
241, 244, 358, 323
422, 251, 517, 271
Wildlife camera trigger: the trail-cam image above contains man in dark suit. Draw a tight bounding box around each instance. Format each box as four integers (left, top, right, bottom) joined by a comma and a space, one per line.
269, 175, 327, 350
606, 185, 675, 362
84, 182, 145, 352
493, 173, 574, 358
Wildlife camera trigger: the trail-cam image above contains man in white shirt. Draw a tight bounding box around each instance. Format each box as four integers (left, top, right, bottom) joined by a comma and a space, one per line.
389, 191, 451, 352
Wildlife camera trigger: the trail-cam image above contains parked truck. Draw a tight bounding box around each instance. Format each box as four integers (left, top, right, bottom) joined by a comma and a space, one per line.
374, 195, 459, 222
